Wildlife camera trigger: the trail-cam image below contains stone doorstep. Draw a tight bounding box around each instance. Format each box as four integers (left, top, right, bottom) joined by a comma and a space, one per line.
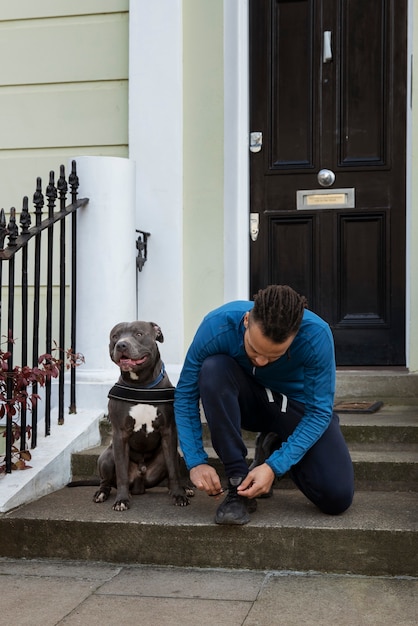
98, 421, 418, 448
70, 441, 418, 493
335, 369, 418, 399
97, 404, 418, 447
1, 487, 416, 577
73, 406, 418, 491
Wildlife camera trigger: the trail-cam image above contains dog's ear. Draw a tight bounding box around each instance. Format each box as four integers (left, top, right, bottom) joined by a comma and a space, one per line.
109, 322, 125, 340
151, 323, 164, 343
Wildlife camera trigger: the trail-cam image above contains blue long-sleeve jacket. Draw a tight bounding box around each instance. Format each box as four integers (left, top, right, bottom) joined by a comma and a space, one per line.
174, 301, 336, 477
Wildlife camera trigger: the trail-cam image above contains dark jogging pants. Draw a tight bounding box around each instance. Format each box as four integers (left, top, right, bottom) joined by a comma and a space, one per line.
198, 354, 354, 515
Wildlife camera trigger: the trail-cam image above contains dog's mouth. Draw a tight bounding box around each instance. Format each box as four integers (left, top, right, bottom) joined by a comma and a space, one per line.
117, 355, 148, 371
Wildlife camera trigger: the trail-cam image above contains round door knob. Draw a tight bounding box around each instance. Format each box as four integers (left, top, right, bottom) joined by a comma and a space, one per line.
317, 169, 335, 187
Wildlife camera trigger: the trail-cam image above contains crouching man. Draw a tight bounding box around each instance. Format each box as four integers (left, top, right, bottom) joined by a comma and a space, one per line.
174, 284, 354, 525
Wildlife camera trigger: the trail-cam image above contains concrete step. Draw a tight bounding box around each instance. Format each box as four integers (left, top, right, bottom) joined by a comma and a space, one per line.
335, 369, 418, 399
0, 486, 416, 577
97, 403, 418, 446
71, 442, 418, 493
71, 405, 418, 492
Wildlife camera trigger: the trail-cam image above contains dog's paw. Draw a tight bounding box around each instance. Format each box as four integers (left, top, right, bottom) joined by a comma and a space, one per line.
173, 495, 191, 506
171, 489, 193, 506
93, 490, 109, 503
112, 499, 130, 511
185, 487, 195, 498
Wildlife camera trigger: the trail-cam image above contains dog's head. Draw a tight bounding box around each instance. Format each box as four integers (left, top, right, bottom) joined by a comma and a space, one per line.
109, 321, 164, 380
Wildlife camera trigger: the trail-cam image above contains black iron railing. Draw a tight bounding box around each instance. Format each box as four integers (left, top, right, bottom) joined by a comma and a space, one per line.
0, 160, 88, 473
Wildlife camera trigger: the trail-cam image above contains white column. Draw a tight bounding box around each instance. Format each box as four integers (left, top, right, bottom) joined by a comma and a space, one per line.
71, 155, 137, 409
129, 0, 184, 382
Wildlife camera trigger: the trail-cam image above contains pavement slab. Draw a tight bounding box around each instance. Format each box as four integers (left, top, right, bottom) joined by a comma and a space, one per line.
0, 558, 417, 626
244, 571, 418, 626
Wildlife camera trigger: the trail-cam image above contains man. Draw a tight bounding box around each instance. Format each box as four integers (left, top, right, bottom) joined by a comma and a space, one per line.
174, 285, 354, 525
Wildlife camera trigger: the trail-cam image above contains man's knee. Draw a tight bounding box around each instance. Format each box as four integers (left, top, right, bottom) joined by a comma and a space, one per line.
317, 483, 354, 515
293, 464, 354, 515
199, 354, 236, 392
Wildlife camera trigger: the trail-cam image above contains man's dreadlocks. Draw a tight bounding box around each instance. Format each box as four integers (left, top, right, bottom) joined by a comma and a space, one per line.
250, 285, 308, 343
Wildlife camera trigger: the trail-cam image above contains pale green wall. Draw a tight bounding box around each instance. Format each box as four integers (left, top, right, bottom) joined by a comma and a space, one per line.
408, 1, 418, 371
182, 0, 225, 347
0, 0, 128, 211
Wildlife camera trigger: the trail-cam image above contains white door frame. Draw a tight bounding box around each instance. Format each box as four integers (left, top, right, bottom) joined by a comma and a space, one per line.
223, 0, 250, 303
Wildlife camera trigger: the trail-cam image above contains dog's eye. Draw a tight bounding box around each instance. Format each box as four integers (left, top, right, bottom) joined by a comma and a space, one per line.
136, 332, 143, 337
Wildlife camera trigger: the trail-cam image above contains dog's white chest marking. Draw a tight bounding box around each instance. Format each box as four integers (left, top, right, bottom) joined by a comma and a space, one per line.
129, 404, 158, 432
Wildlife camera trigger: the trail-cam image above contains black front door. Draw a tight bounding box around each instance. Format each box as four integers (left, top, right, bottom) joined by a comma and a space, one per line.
249, 0, 407, 365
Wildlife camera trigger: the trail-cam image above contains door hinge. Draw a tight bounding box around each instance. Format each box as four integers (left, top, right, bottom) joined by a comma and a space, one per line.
250, 213, 259, 241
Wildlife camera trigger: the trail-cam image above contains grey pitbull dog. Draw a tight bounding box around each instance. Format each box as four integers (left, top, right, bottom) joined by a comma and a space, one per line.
94, 321, 193, 511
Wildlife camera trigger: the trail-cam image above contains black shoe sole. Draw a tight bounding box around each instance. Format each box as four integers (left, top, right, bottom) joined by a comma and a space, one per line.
214, 512, 250, 525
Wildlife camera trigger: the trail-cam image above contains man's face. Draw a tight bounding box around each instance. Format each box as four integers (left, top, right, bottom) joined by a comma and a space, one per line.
243, 312, 295, 367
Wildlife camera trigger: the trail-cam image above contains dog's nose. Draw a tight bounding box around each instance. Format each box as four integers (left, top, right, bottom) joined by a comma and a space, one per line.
116, 340, 128, 351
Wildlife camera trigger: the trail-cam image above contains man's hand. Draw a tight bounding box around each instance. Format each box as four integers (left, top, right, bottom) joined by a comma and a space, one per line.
237, 463, 275, 498
190, 464, 223, 497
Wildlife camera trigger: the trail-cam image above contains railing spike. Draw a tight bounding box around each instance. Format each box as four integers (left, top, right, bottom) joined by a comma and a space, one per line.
46, 171, 57, 218
69, 160, 79, 197
7, 207, 18, 247
20, 196, 31, 234
57, 164, 68, 200
0, 208, 7, 249
33, 177, 44, 225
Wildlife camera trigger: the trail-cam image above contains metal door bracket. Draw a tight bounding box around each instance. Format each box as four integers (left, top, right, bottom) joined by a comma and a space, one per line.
250, 213, 259, 241
136, 229, 151, 271
250, 132, 263, 153
323, 31, 332, 63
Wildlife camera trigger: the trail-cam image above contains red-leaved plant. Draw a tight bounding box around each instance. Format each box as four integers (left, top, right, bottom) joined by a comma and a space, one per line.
0, 341, 84, 472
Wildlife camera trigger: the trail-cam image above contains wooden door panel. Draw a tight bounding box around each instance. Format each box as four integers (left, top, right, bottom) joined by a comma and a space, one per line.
269, 216, 317, 305
337, 213, 387, 325
271, 0, 317, 167
340, 0, 388, 166
250, 0, 407, 365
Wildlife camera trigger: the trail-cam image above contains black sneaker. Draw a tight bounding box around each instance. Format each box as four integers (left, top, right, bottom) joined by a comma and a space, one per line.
214, 477, 257, 525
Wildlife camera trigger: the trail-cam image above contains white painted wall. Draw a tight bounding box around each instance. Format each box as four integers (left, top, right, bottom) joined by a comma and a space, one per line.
129, 0, 184, 379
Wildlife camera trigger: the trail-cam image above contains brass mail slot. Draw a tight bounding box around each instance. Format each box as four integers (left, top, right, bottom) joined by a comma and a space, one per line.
297, 188, 355, 210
